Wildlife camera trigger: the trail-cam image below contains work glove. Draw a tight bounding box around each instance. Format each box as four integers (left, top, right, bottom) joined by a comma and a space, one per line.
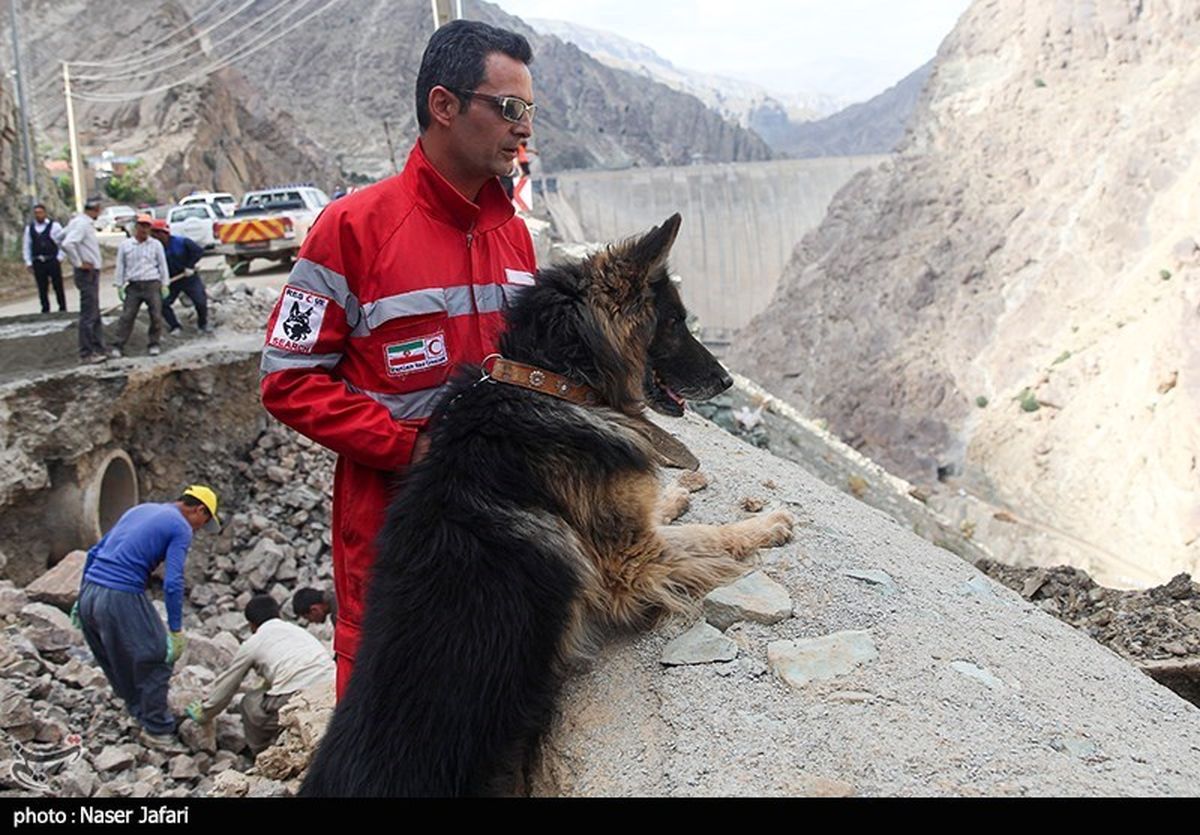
70, 601, 81, 629
185, 701, 204, 724
115, 283, 126, 302
165, 630, 186, 664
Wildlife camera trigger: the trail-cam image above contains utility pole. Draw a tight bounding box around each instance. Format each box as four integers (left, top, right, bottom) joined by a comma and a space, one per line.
62, 61, 83, 213
8, 0, 36, 210
382, 119, 398, 175
429, 0, 461, 30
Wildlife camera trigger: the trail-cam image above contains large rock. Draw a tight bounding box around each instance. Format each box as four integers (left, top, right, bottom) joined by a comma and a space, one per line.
54, 758, 98, 797
659, 622, 738, 666
93, 746, 136, 773
243, 539, 285, 591
767, 631, 879, 690
184, 631, 239, 671
25, 551, 87, 609
0, 680, 33, 729
253, 681, 335, 781
53, 657, 106, 689
211, 769, 250, 797
0, 582, 29, 618
702, 571, 793, 630
20, 603, 78, 652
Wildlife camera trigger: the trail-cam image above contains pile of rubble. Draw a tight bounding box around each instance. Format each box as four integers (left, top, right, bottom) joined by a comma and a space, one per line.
184, 280, 282, 334
977, 560, 1200, 705
0, 419, 336, 798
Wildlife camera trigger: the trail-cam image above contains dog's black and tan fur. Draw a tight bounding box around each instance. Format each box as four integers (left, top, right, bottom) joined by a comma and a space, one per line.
300, 214, 793, 797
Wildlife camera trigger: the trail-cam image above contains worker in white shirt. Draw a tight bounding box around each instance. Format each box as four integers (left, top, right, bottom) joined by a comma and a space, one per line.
57, 196, 108, 363
110, 214, 170, 358
186, 595, 335, 754
23, 203, 66, 314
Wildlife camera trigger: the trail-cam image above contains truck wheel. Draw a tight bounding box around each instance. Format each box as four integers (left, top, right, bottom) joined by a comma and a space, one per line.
224, 255, 239, 268
231, 260, 251, 276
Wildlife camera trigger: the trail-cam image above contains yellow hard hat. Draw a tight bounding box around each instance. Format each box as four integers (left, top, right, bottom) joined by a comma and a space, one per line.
182, 484, 220, 532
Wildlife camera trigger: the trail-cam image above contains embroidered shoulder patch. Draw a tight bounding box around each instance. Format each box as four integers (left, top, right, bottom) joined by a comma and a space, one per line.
384, 331, 448, 376
504, 268, 535, 286
268, 286, 331, 354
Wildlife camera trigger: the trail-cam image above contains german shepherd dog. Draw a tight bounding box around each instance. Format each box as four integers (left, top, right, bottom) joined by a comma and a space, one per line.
301, 214, 794, 796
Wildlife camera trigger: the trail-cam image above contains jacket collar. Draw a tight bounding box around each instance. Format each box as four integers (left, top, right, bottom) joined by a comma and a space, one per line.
402, 138, 515, 233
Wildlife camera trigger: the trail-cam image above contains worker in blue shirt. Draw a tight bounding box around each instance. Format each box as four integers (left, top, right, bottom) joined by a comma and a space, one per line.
73, 484, 220, 750
150, 219, 210, 336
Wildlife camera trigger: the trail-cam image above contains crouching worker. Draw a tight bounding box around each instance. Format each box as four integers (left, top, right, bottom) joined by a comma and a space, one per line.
73, 484, 220, 751
186, 595, 334, 754
292, 587, 337, 625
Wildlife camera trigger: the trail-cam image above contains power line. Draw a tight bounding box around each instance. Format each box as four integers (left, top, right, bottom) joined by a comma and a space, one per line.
70, 0, 344, 103
72, 0, 263, 80
70, 0, 231, 67
22, 0, 253, 99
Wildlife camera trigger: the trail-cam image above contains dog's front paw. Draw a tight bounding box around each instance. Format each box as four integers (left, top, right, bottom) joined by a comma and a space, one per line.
758, 511, 795, 547
657, 486, 692, 524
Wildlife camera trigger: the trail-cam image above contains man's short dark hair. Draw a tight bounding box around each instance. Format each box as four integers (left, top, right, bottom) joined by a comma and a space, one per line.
32, 203, 45, 211
292, 587, 325, 617
246, 595, 280, 627
179, 494, 208, 512
415, 19, 533, 132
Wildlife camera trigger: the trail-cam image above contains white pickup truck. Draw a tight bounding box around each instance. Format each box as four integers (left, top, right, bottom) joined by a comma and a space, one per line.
214, 185, 331, 274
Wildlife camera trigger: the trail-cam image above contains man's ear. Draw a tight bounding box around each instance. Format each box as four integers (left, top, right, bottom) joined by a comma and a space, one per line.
428, 86, 462, 129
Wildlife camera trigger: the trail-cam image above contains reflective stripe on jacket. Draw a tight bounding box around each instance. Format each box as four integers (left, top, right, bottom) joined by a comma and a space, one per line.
260, 139, 537, 673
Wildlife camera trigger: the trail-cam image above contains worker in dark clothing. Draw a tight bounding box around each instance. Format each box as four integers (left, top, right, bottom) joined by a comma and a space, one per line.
23, 203, 66, 313
150, 219, 210, 335
292, 587, 337, 625
72, 484, 220, 751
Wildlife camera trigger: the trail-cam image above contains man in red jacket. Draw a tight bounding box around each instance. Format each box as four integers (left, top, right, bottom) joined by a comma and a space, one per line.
260, 20, 537, 699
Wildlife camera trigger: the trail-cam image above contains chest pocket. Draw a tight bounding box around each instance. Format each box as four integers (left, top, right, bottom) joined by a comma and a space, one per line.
501, 283, 530, 309
366, 288, 452, 393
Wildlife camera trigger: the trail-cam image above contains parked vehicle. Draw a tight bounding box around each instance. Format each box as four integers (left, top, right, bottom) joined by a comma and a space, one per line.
93, 205, 136, 233
214, 185, 330, 273
166, 203, 220, 249
180, 191, 237, 219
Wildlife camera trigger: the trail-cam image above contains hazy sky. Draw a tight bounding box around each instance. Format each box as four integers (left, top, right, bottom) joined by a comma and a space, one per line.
497, 0, 973, 103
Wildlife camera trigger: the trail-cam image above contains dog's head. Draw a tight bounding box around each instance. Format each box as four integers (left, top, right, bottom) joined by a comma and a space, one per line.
503, 214, 731, 416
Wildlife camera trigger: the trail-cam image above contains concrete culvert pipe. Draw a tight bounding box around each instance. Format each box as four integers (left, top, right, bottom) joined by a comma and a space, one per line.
85, 449, 139, 543
47, 449, 139, 559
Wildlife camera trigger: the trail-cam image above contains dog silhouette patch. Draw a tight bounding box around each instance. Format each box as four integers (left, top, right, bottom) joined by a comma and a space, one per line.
269, 286, 330, 353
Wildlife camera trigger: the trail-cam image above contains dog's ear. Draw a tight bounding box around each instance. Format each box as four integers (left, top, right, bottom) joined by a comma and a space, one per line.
628, 213, 681, 279
592, 214, 682, 299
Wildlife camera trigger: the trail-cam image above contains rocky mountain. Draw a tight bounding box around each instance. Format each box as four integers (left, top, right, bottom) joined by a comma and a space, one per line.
4, 0, 769, 197
524, 17, 844, 128
0, 75, 66, 252
754, 61, 933, 158
229, 0, 772, 176
9, 1, 337, 200
729, 0, 1200, 587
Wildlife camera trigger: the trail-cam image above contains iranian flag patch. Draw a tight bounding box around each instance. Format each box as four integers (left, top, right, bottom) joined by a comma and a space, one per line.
384, 331, 448, 376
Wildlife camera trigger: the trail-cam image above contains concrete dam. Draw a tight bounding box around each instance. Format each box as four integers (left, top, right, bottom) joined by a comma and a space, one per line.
540, 155, 887, 332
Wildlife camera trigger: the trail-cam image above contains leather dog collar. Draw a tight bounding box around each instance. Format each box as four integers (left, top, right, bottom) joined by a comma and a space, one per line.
486, 357, 600, 406
484, 356, 700, 471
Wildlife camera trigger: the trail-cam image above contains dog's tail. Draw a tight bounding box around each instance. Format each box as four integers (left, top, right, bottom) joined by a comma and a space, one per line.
300, 511, 581, 797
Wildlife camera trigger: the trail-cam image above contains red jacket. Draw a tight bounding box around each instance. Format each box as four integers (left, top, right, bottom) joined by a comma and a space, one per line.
260, 140, 536, 696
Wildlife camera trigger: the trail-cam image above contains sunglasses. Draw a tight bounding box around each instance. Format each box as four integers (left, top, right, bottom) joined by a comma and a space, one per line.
448, 88, 537, 124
